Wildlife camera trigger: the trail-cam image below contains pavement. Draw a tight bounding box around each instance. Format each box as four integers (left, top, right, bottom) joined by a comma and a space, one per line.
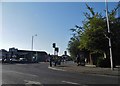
50, 61, 120, 76
2, 62, 119, 85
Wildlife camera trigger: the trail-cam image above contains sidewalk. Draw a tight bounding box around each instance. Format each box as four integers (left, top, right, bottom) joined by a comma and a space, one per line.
52, 61, 120, 76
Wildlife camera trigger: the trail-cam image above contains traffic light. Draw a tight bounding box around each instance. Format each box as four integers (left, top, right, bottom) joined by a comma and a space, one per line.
64, 51, 67, 55
52, 43, 56, 48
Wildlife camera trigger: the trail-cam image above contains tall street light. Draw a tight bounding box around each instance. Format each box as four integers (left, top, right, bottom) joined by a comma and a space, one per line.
31, 34, 37, 62
31, 34, 37, 51
105, 0, 113, 70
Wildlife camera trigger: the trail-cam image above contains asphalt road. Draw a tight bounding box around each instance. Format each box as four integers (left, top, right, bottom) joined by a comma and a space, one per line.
2, 62, 119, 86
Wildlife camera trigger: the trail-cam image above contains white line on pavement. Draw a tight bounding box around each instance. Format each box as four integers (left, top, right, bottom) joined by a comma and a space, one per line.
62, 80, 79, 85
48, 66, 66, 71
24, 80, 42, 84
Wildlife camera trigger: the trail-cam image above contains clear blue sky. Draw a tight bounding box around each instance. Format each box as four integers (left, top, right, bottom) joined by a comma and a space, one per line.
1, 2, 118, 55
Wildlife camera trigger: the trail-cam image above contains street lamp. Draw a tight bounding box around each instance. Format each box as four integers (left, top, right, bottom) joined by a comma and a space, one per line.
105, 0, 113, 70
31, 34, 37, 51
31, 34, 37, 62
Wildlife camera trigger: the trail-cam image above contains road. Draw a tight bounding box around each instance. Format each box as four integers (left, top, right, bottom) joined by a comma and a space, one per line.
2, 62, 119, 86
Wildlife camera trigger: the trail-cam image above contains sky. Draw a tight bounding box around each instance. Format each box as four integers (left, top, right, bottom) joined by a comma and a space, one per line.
0, 1, 119, 55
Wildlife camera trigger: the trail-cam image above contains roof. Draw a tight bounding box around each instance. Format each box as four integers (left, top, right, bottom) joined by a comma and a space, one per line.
0, 49, 8, 52
18, 50, 47, 54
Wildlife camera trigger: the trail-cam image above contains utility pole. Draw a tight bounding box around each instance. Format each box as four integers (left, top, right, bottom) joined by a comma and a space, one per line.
31, 36, 34, 51
31, 34, 37, 62
31, 34, 37, 51
105, 0, 113, 70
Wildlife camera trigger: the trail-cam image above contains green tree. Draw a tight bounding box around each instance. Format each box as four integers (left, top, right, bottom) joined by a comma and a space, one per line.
68, 3, 120, 66
67, 25, 83, 59
81, 4, 120, 66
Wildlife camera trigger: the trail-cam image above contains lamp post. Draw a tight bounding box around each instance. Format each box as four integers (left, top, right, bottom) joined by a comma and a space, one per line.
31, 34, 37, 62
31, 34, 37, 51
105, 0, 113, 70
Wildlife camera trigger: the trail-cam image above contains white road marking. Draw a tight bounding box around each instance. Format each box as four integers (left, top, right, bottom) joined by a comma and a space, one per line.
62, 81, 79, 85
5, 70, 38, 77
24, 80, 42, 84
24, 80, 43, 86
48, 66, 66, 71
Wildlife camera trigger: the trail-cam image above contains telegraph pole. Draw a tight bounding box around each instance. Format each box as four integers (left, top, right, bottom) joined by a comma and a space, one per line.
31, 36, 34, 51
31, 34, 37, 51
31, 34, 37, 62
105, 0, 113, 70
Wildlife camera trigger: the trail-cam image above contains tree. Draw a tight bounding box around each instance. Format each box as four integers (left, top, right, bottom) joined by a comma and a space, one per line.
68, 39, 80, 59
67, 25, 84, 59
67, 3, 120, 66
81, 4, 120, 66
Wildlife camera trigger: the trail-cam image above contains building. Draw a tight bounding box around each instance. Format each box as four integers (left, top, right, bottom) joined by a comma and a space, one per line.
18, 49, 48, 62
1, 47, 48, 63
0, 49, 8, 61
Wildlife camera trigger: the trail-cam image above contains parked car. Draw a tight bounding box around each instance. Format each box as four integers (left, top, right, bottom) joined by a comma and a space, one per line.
19, 58, 28, 63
